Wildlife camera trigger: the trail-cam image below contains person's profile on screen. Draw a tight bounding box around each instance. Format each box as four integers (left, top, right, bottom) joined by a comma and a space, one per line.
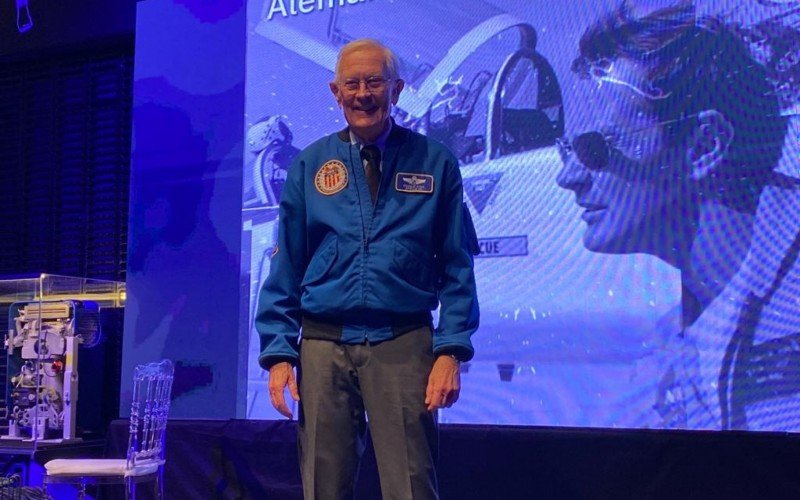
555, 2, 800, 430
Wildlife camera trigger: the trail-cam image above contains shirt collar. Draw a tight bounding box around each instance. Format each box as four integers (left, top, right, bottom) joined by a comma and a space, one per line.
349, 119, 392, 152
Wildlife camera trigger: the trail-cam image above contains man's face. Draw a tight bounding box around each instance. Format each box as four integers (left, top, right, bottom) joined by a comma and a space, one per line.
556, 59, 693, 256
330, 46, 404, 142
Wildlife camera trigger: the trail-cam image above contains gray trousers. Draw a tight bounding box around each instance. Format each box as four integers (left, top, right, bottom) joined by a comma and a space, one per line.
298, 326, 438, 500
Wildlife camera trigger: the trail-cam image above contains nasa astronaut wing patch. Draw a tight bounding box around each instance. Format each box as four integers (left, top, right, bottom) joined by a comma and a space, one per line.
315, 160, 349, 195
395, 172, 434, 194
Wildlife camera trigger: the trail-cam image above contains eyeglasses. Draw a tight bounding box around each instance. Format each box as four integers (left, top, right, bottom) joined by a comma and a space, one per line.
557, 115, 697, 171
339, 77, 392, 94
557, 132, 614, 170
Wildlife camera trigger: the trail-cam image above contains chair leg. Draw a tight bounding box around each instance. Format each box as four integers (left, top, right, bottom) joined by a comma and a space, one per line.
157, 467, 165, 499
126, 476, 136, 500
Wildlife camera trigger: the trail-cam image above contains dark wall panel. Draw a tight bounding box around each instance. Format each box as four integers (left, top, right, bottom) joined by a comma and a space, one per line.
0, 43, 133, 281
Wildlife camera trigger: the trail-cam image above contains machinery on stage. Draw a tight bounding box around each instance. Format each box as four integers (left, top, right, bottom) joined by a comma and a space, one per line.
3, 300, 100, 442
0, 275, 125, 446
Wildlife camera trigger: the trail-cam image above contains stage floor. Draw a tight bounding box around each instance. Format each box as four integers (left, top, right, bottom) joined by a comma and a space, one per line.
103, 419, 800, 499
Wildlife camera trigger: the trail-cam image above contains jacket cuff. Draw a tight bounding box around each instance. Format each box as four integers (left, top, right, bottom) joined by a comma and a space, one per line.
259, 354, 299, 371
433, 345, 473, 363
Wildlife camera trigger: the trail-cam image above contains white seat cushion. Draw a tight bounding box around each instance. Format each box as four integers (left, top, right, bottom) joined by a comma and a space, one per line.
45, 458, 161, 477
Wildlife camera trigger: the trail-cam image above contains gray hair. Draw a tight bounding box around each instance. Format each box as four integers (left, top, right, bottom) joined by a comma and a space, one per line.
334, 38, 401, 81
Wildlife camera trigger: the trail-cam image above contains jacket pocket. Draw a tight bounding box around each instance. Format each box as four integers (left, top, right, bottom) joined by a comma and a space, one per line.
302, 235, 337, 286
393, 240, 434, 292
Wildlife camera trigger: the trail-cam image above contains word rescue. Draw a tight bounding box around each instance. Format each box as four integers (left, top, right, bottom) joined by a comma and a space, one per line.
475, 236, 528, 258
266, 0, 373, 21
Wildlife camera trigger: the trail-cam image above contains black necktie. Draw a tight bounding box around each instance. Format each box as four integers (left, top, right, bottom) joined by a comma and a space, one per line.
361, 145, 381, 202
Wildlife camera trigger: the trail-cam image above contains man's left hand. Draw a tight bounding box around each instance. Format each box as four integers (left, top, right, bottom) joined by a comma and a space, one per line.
425, 355, 461, 412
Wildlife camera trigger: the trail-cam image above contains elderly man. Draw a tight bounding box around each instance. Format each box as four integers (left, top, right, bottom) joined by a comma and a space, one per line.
255, 38, 479, 499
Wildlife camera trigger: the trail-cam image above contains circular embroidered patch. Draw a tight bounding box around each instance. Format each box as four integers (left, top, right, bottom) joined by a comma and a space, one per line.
314, 160, 349, 195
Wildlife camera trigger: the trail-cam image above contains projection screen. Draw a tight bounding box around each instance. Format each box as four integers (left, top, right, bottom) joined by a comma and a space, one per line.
242, 0, 800, 431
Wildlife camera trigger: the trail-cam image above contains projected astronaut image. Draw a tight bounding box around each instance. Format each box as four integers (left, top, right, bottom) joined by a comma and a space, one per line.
556, 2, 800, 430
243, 0, 800, 431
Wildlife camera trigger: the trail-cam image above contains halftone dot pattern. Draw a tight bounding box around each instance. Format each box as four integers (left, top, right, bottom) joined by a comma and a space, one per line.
242, 0, 800, 431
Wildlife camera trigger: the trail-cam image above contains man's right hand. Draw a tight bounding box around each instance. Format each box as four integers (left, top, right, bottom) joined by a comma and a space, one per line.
268, 361, 300, 419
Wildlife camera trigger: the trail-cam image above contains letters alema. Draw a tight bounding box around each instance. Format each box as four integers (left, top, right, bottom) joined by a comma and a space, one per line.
266, 0, 373, 21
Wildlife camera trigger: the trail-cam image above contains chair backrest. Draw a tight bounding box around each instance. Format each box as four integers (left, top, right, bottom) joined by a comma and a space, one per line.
126, 359, 174, 468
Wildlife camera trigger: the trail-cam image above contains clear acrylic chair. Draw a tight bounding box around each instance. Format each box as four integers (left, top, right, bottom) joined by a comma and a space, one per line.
43, 359, 175, 499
